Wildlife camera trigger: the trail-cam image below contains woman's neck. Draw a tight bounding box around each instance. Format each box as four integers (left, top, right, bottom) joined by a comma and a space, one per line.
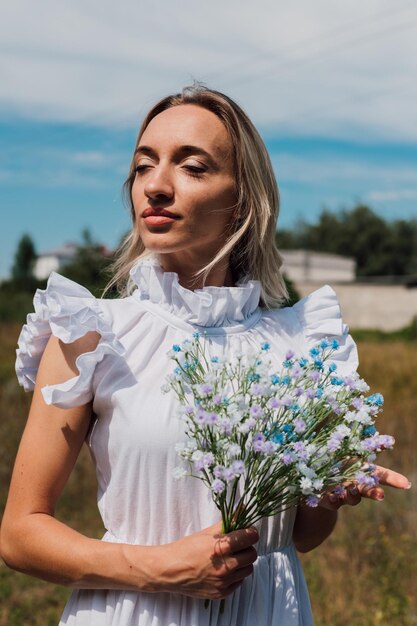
157, 253, 234, 290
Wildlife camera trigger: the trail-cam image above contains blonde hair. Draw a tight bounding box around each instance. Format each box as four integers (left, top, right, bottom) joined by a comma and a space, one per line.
103, 84, 288, 308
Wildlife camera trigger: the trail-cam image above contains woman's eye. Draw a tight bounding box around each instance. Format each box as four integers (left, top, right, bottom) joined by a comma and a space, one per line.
184, 165, 207, 178
135, 164, 151, 174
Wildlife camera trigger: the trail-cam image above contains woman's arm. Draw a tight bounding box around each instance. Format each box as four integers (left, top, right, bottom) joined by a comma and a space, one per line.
0, 333, 258, 599
293, 469, 411, 553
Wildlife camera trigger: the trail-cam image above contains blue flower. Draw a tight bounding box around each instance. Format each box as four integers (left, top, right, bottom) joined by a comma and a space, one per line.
283, 360, 293, 368
272, 433, 284, 444
281, 376, 291, 385
314, 358, 324, 370
282, 424, 293, 433
172, 344, 181, 352
247, 373, 261, 383
366, 393, 384, 406
316, 387, 324, 399
331, 339, 340, 349
261, 342, 270, 351
270, 374, 280, 385
299, 358, 308, 368
211, 356, 219, 363
328, 362, 337, 373
320, 339, 329, 349
309, 347, 320, 357
331, 376, 344, 386
192, 331, 200, 339
363, 425, 376, 436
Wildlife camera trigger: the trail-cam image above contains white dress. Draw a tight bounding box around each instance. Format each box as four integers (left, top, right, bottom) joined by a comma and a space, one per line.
15, 257, 358, 626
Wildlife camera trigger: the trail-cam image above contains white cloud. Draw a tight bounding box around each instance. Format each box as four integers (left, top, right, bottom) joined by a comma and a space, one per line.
271, 153, 417, 186
1, 0, 417, 139
367, 189, 417, 202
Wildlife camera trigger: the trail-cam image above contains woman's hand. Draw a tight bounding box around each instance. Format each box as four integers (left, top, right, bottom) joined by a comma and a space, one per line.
293, 465, 411, 553
318, 465, 411, 511
152, 522, 259, 600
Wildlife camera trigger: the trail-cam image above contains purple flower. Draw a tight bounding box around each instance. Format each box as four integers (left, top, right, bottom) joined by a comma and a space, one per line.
294, 419, 306, 434
263, 441, 277, 454
206, 412, 218, 426
355, 471, 378, 488
252, 433, 265, 452
306, 388, 316, 399
218, 418, 232, 435
286, 349, 295, 360
250, 404, 264, 418
281, 394, 293, 406
268, 397, 281, 409
213, 465, 224, 478
250, 383, 263, 397
282, 452, 294, 465
327, 433, 343, 452
309, 371, 321, 382
203, 452, 215, 467
222, 467, 236, 482
352, 397, 363, 410
293, 441, 310, 461
306, 495, 320, 507
231, 460, 245, 475
211, 479, 226, 494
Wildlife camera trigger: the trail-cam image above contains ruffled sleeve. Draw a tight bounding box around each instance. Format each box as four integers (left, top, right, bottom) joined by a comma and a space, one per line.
293, 284, 358, 374
15, 272, 125, 409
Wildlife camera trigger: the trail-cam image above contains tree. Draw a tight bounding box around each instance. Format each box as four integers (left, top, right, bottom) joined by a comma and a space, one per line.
11, 234, 37, 283
60, 228, 116, 296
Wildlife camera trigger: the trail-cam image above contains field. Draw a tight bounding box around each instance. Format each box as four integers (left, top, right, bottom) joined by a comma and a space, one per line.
0, 323, 416, 626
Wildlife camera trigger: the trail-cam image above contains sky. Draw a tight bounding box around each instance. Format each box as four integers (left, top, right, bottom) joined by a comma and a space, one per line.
1, 0, 417, 279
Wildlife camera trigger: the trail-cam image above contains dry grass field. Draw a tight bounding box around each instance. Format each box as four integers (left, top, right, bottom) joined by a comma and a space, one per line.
0, 323, 416, 626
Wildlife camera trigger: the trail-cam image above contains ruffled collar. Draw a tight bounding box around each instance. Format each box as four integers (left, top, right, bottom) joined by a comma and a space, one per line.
129, 257, 262, 328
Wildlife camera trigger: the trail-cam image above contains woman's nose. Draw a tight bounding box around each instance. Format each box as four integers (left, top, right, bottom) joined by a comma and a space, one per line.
144, 165, 174, 201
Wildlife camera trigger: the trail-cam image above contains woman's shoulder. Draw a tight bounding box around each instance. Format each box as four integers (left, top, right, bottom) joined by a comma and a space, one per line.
15, 272, 127, 408
262, 284, 359, 374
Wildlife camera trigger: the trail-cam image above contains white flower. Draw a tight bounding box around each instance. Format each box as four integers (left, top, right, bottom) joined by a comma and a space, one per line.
172, 467, 188, 480
312, 478, 324, 490
297, 462, 317, 479
300, 477, 313, 494
226, 443, 241, 457
335, 424, 351, 438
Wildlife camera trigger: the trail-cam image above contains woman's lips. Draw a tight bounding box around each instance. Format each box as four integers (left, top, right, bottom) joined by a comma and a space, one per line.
143, 215, 177, 226
142, 208, 179, 226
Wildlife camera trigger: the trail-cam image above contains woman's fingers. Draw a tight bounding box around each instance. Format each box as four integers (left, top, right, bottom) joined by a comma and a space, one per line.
318, 465, 411, 510
372, 465, 411, 490
216, 526, 259, 557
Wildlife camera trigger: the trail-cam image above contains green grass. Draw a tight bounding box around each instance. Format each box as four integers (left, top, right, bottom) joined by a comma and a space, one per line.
0, 324, 416, 625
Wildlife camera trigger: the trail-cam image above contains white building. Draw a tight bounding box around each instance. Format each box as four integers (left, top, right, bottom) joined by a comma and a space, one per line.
280, 249, 355, 284
33, 243, 79, 280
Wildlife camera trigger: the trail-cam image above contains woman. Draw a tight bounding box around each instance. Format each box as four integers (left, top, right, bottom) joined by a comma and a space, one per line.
0, 85, 410, 625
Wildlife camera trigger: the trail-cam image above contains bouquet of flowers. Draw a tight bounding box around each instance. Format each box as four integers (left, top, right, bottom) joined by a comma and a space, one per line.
163, 333, 394, 534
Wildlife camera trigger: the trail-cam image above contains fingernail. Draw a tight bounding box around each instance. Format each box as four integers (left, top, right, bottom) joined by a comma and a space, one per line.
376, 493, 385, 501
406, 482, 412, 490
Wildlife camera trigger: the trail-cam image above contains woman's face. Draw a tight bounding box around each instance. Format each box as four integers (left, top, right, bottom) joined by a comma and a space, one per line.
131, 104, 237, 266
